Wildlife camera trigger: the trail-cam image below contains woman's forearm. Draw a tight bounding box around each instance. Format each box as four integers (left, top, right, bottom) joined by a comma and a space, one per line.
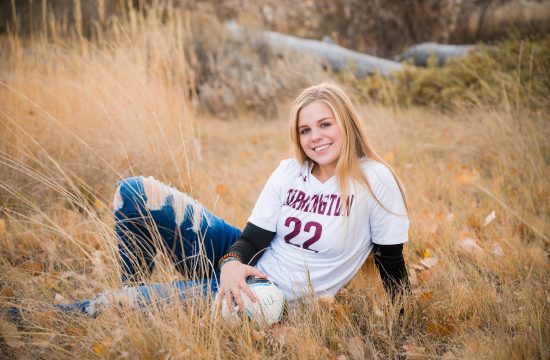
372, 243, 411, 301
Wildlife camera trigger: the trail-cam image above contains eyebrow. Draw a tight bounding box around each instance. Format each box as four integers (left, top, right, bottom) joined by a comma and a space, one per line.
298, 117, 332, 129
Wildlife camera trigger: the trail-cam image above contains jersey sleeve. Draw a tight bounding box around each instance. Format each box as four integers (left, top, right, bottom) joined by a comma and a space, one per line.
366, 162, 409, 245
247, 160, 290, 232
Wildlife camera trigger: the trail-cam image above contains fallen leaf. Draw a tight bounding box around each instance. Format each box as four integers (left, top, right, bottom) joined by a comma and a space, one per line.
373, 306, 384, 318
457, 237, 485, 255
419, 291, 434, 302
491, 242, 504, 257
345, 336, 365, 359
455, 166, 479, 185
94, 198, 103, 209
53, 293, 66, 304
1, 287, 15, 298
422, 249, 432, 258
419, 257, 438, 269
467, 214, 481, 231
417, 269, 433, 283
215, 184, 228, 195
426, 322, 453, 336
92, 336, 114, 356
483, 210, 496, 227
24, 261, 44, 275
0, 318, 24, 348
0, 218, 6, 235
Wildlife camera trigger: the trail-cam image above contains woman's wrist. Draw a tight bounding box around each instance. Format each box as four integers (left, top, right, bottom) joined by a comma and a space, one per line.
218, 252, 242, 269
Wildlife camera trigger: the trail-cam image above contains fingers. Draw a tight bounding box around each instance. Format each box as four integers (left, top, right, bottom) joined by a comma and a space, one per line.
242, 284, 257, 303
248, 267, 268, 279
232, 285, 245, 313
223, 287, 234, 313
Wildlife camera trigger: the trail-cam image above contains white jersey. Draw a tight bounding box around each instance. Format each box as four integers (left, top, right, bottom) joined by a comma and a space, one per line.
250, 158, 409, 300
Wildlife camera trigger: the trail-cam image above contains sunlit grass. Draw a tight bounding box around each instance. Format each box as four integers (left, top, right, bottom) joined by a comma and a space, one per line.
1, 2, 549, 359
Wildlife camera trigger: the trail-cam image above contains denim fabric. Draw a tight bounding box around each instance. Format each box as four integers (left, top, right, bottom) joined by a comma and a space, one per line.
54, 176, 242, 315
55, 279, 218, 316
115, 176, 242, 284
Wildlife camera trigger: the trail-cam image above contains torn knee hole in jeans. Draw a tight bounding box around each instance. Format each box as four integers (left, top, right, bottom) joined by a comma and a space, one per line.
140, 176, 208, 231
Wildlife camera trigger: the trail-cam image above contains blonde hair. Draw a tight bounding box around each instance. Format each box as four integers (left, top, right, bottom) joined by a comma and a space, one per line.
289, 82, 408, 215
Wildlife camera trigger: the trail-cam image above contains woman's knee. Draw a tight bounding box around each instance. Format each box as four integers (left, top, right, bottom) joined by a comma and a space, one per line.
113, 176, 146, 214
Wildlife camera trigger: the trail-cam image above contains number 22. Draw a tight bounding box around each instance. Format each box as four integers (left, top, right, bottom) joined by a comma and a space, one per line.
283, 217, 322, 253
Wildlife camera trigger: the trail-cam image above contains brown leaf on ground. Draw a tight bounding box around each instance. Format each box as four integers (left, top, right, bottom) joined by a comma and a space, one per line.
92, 336, 114, 356
384, 152, 395, 164
457, 236, 485, 256
22, 261, 44, 275
426, 322, 453, 337
215, 184, 228, 195
418, 257, 438, 269
417, 269, 433, 283
1, 287, 15, 298
419, 291, 434, 303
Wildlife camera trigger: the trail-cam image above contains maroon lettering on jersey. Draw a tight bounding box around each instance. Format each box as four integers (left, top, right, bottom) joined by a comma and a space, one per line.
310, 194, 319, 213
326, 194, 338, 216
333, 196, 342, 216
317, 195, 328, 215
299, 194, 312, 212
285, 189, 295, 206
291, 191, 306, 209
345, 195, 355, 216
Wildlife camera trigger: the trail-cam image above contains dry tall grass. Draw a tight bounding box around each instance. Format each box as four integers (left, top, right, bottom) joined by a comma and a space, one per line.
1, 3, 549, 360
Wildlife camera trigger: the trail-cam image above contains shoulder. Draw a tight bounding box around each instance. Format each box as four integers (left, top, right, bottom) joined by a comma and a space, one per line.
274, 158, 306, 175
360, 159, 396, 186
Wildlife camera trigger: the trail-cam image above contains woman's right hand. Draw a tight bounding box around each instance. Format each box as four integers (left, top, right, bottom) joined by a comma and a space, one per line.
218, 260, 267, 312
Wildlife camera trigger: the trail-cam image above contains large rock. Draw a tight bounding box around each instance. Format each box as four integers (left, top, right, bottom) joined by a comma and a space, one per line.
227, 21, 403, 77
395, 42, 475, 67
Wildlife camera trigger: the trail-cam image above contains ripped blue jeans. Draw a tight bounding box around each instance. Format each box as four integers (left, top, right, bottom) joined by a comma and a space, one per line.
58, 176, 242, 315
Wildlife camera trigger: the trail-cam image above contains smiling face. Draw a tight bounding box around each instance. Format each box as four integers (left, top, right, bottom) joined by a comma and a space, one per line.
297, 101, 344, 178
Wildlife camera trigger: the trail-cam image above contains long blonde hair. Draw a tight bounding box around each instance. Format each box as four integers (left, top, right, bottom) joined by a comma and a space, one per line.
289, 82, 408, 215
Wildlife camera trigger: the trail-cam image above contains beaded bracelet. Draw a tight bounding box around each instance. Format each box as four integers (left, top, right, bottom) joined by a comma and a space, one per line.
218, 252, 242, 268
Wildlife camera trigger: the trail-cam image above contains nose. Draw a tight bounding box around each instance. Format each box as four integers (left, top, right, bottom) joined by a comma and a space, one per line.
310, 128, 322, 142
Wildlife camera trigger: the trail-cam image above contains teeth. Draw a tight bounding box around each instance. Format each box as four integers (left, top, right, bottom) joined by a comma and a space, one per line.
314, 144, 331, 152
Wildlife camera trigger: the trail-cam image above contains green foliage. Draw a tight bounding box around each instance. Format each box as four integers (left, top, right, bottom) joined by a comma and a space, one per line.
345, 36, 550, 111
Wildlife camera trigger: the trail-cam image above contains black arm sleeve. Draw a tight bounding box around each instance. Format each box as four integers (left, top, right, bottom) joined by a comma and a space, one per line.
373, 243, 411, 301
226, 222, 275, 266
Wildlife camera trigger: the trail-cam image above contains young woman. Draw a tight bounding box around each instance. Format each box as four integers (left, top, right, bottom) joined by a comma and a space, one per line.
48, 83, 410, 316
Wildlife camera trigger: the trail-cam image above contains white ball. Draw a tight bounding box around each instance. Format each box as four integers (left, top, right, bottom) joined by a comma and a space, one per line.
215, 278, 285, 327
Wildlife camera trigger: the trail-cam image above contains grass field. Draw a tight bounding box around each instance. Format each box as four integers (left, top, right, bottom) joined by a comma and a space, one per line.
1, 3, 549, 359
